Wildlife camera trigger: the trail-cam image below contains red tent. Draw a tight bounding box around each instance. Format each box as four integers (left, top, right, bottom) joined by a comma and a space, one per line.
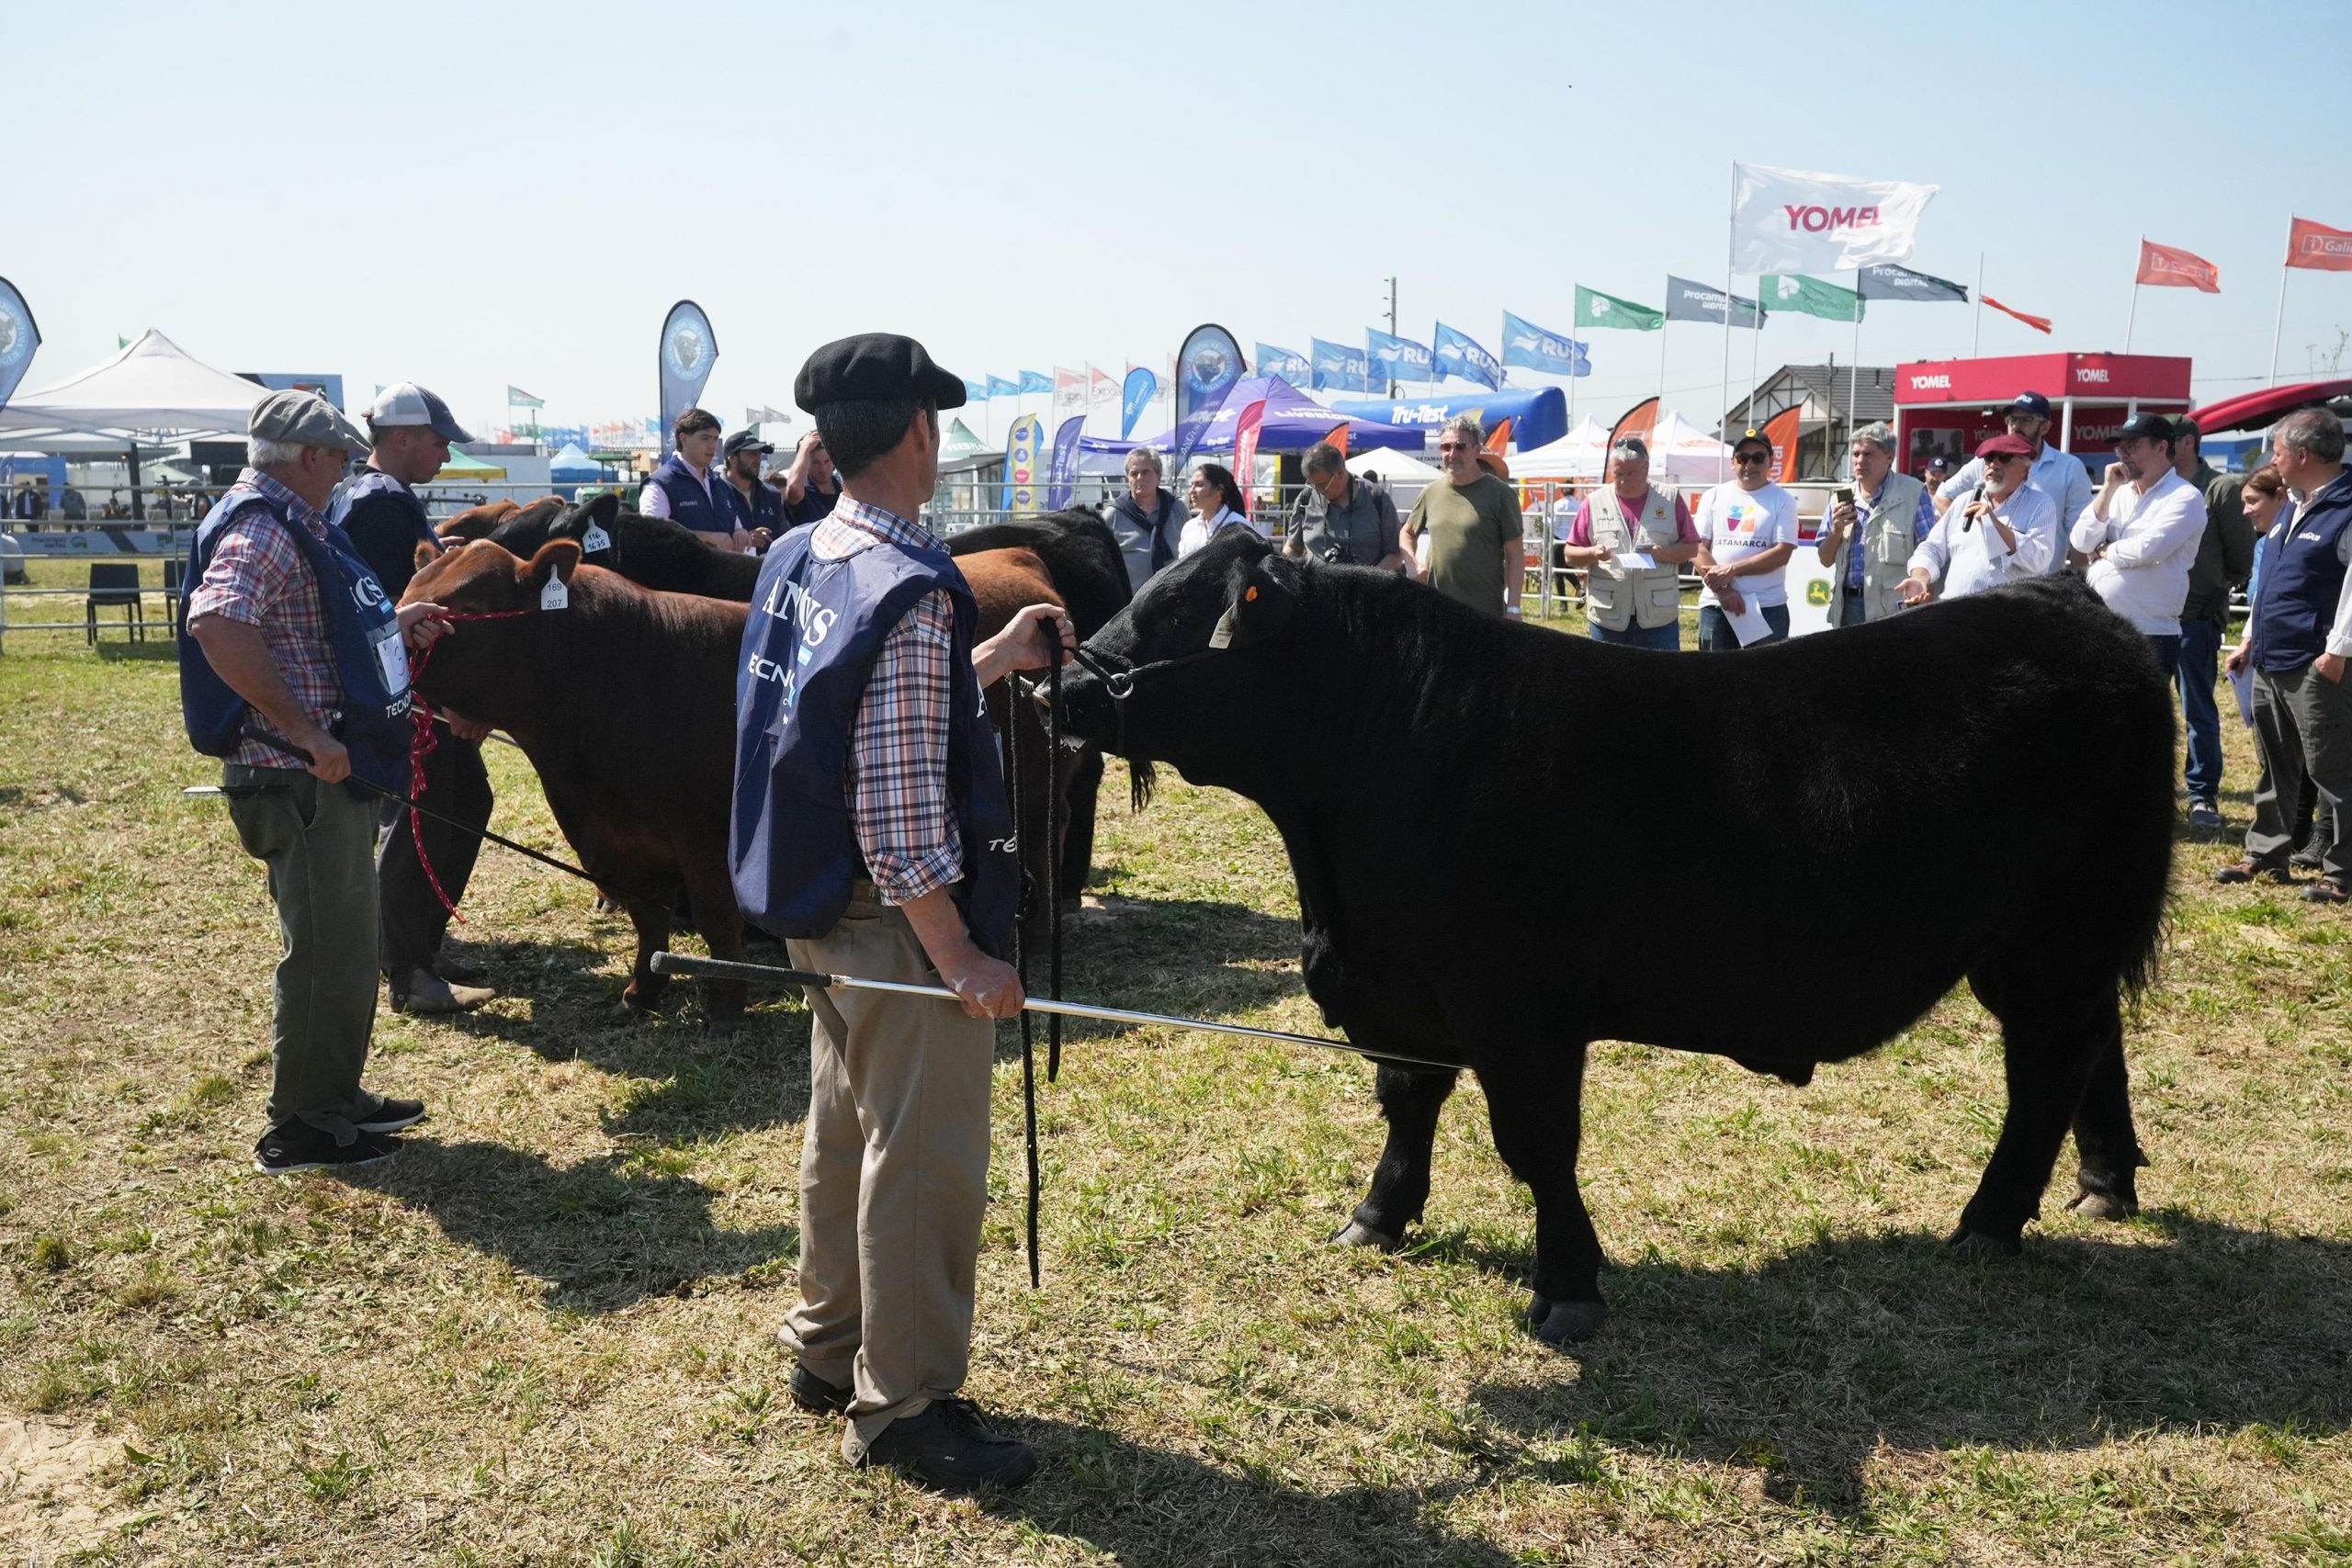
2188, 377, 2352, 434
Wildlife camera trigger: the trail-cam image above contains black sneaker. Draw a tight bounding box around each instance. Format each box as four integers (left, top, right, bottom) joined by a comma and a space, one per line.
857, 1398, 1038, 1493
356, 1098, 426, 1134
254, 1122, 401, 1174
790, 1364, 853, 1416
2291, 848, 2328, 873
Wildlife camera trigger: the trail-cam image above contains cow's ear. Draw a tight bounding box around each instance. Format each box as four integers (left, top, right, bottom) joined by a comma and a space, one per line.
572, 491, 622, 533
413, 539, 440, 571
1207, 553, 1299, 651
520, 538, 583, 587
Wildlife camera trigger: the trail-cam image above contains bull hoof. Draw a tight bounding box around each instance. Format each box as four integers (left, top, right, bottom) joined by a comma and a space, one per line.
2065, 1186, 2139, 1222
1328, 1217, 1403, 1252
1945, 1225, 2023, 1259
1527, 1296, 1608, 1346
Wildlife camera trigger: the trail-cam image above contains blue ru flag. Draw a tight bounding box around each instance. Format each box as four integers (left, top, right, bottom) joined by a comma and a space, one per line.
1120, 367, 1157, 440
1018, 370, 1052, 395
1366, 328, 1432, 384
0, 276, 41, 413
987, 375, 1019, 399
1254, 343, 1310, 383
1310, 337, 1373, 394
1431, 321, 1501, 389
1499, 311, 1590, 377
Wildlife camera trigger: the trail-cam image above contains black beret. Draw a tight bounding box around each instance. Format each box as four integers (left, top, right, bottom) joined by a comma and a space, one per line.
794, 333, 967, 414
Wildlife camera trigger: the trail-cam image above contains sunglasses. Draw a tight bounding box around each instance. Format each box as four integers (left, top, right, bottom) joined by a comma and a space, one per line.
1437, 441, 1472, 452
1734, 451, 1770, 466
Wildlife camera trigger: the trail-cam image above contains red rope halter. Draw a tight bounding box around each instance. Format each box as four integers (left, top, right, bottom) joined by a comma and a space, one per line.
404, 607, 533, 920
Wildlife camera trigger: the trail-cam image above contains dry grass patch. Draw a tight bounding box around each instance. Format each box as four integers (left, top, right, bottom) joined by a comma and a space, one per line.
1, 621, 2346, 1565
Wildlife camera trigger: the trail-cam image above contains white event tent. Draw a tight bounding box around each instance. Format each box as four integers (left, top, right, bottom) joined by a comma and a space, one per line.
1645, 410, 1738, 483
1506, 415, 1611, 481
0, 329, 269, 437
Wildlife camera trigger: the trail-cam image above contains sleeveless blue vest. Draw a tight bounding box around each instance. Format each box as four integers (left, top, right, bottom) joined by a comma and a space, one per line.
2251, 478, 2352, 674
730, 522, 1018, 958
724, 474, 784, 536
177, 485, 415, 795
650, 455, 735, 537
330, 467, 438, 555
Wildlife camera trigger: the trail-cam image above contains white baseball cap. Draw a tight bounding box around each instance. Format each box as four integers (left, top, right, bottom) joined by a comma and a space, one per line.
367, 383, 474, 443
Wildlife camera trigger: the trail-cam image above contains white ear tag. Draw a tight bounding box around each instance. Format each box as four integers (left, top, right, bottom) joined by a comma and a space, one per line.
540, 575, 570, 611
581, 524, 612, 553
1206, 604, 1238, 649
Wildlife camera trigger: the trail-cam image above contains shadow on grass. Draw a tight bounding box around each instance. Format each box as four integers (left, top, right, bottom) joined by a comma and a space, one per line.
1464, 1213, 2352, 1514
94, 639, 179, 662
345, 1138, 797, 1313
995, 1417, 1518, 1568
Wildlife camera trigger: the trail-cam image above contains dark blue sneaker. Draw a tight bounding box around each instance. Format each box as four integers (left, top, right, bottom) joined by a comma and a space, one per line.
254, 1122, 401, 1174
856, 1398, 1038, 1492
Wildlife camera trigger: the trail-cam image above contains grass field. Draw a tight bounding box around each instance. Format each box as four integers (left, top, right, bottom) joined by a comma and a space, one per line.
3, 603, 2348, 1566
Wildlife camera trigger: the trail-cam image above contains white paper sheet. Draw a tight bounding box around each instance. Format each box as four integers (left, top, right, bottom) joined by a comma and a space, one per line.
2230, 662, 2255, 728
1724, 597, 1774, 647
1615, 549, 1658, 572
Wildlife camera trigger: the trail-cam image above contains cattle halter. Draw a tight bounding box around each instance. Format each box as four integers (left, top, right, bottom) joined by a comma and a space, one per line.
648, 950, 1461, 1071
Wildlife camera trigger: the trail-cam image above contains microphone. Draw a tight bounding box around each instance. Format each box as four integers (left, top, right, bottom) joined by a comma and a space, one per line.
1961, 482, 1987, 531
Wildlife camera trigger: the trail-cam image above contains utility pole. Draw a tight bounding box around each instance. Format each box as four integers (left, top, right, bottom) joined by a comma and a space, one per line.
1383, 276, 1399, 397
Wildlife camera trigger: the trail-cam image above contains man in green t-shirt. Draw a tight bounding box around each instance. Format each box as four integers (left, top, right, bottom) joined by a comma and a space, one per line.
1402, 414, 1523, 618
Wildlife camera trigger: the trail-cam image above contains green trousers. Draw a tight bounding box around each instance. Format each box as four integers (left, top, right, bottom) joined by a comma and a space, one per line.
224, 764, 386, 1137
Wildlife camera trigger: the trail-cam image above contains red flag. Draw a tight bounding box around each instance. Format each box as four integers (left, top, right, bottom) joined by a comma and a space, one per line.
1759, 406, 1803, 482
1484, 417, 1512, 454
1982, 296, 2053, 334
2135, 239, 2221, 293
1325, 421, 1351, 457
2288, 216, 2352, 272
1232, 399, 1268, 520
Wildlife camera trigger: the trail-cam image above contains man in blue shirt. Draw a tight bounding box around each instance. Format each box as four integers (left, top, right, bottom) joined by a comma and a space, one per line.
1818, 422, 1937, 626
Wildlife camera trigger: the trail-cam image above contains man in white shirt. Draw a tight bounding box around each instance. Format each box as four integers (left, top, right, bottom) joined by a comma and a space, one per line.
2070, 412, 2211, 675
1936, 390, 2093, 540
1898, 434, 2059, 605
1693, 430, 1800, 649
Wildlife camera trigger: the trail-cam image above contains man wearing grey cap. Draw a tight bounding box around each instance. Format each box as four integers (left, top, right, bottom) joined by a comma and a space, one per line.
179, 389, 452, 1174
732, 333, 1072, 1493
339, 383, 497, 1018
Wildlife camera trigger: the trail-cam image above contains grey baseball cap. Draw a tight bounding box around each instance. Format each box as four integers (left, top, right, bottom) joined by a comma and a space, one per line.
367, 382, 474, 443
249, 389, 372, 457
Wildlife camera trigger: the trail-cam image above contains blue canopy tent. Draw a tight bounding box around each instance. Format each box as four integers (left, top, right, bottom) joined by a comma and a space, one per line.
1325, 385, 1567, 452
1110, 375, 1429, 457
548, 443, 602, 482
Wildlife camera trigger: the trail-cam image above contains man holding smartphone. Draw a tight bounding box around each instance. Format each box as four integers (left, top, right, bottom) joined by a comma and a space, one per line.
1818, 422, 1935, 626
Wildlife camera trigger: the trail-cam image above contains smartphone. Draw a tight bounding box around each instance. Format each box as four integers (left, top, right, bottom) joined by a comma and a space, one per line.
1833, 486, 1854, 504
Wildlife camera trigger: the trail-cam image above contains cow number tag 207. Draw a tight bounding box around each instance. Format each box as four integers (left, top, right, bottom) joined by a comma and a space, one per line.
540, 576, 570, 611
581, 525, 611, 553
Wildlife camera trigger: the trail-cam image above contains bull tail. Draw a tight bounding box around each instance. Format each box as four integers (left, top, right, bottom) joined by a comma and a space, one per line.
1128, 759, 1158, 814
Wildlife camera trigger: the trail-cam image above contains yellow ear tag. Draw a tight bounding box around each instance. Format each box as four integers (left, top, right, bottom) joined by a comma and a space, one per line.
1245, 586, 1259, 602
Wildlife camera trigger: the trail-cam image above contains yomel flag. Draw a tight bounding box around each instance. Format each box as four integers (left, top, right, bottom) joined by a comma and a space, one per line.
2137, 240, 2220, 292
1983, 296, 2053, 334
1732, 163, 1937, 274
2286, 217, 2352, 272
1576, 286, 1664, 332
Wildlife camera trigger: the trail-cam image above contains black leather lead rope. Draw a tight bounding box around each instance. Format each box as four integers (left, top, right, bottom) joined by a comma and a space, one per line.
1002, 681, 1042, 1290
1046, 645, 1065, 1084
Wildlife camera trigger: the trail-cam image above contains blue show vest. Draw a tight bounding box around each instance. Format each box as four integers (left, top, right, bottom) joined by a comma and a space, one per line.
723, 474, 784, 536
2251, 478, 2352, 673
177, 485, 415, 795
649, 455, 736, 537
730, 522, 1018, 958
331, 467, 438, 553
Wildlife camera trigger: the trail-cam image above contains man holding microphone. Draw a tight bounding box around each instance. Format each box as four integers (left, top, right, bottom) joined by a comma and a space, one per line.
1897, 433, 2059, 604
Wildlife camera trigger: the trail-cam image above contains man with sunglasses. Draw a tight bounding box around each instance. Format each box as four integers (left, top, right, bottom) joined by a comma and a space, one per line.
1896, 434, 2059, 605
1933, 391, 2093, 538
180, 391, 451, 1174
1402, 414, 1522, 616
1693, 431, 1801, 649
2071, 412, 2210, 676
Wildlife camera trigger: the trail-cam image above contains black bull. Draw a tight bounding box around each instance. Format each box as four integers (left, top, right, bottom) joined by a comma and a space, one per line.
1058, 531, 2174, 1345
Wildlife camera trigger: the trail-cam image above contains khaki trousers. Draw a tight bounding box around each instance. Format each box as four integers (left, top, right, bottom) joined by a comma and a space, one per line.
780, 889, 994, 1459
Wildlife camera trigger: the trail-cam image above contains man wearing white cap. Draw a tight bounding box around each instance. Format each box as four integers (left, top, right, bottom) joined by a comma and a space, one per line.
340, 384, 497, 1017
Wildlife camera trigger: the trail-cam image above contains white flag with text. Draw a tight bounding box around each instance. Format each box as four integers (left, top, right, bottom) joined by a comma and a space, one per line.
1732, 163, 1937, 274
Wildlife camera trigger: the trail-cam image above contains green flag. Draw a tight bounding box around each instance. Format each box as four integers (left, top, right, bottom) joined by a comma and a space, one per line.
118, 335, 130, 349
1574, 286, 1665, 332
1759, 275, 1865, 323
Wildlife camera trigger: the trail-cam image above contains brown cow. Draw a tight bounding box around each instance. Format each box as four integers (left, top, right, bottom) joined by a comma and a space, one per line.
401, 537, 754, 1030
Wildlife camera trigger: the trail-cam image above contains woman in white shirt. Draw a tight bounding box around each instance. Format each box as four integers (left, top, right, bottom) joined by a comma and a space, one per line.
1178, 463, 1255, 557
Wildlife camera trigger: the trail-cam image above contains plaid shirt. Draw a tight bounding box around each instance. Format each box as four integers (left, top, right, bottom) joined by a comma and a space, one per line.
815, 498, 964, 905
184, 468, 340, 769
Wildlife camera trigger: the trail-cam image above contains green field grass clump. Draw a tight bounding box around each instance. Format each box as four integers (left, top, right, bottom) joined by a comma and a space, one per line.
1, 619, 2346, 1566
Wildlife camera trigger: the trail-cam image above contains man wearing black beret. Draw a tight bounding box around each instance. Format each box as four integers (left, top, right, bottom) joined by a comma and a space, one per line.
731, 333, 1072, 1492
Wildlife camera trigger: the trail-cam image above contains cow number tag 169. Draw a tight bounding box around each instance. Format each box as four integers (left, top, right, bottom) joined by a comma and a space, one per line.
540, 575, 570, 611
581, 525, 612, 553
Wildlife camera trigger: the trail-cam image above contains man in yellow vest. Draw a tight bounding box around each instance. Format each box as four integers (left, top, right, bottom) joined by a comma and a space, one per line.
1818, 421, 1935, 627
1555, 435, 1701, 649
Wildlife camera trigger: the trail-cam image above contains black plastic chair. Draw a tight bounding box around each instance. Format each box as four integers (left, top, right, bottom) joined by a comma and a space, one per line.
161, 558, 185, 625
86, 563, 145, 645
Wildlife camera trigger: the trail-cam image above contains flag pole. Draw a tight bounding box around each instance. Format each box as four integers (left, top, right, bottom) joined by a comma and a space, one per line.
2269, 215, 2290, 388
1850, 276, 1864, 479
2124, 237, 2143, 354
1747, 293, 1762, 430
1719, 162, 1736, 482
1973, 252, 1985, 356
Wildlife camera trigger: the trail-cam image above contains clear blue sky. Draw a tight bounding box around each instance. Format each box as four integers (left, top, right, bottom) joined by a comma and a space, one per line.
8, 0, 2347, 438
